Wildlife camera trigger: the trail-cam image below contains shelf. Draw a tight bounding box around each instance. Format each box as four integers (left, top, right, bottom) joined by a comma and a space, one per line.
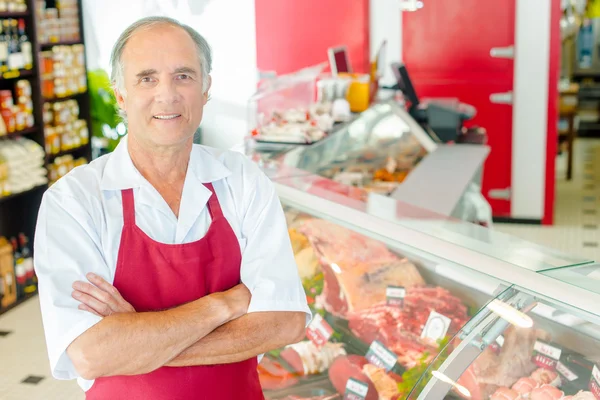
0, 11, 30, 18
43, 91, 87, 102
1, 126, 38, 138
0, 69, 34, 80
0, 291, 37, 317
0, 183, 47, 203
40, 40, 82, 50
47, 144, 88, 161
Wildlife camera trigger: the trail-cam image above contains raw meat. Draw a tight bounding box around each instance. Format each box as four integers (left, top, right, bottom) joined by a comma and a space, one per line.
258, 357, 299, 391
347, 287, 469, 368
490, 387, 520, 400
529, 384, 564, 400
512, 377, 538, 397
362, 364, 401, 400
328, 355, 379, 400
530, 368, 561, 387
280, 341, 346, 376
298, 219, 425, 316
456, 327, 550, 400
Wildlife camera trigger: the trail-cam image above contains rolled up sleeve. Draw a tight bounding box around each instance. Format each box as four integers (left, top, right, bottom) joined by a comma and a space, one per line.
34, 189, 109, 380
239, 169, 312, 326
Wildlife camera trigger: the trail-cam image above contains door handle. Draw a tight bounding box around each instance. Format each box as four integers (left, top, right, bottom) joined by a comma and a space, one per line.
490, 45, 515, 59
488, 188, 511, 200
490, 91, 513, 105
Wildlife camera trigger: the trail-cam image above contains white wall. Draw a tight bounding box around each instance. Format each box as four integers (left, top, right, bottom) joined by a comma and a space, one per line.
370, 0, 402, 86
82, 0, 257, 150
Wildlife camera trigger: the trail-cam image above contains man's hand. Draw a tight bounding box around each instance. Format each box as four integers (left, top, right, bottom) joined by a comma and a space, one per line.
210, 284, 251, 323
72, 273, 135, 317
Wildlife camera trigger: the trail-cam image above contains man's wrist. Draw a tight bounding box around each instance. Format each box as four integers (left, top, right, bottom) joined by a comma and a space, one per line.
204, 293, 234, 324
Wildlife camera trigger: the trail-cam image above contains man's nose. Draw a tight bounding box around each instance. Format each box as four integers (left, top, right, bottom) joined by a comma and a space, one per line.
155, 79, 181, 104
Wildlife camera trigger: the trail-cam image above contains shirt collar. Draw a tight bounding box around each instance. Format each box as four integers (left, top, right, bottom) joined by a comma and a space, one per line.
100, 135, 232, 191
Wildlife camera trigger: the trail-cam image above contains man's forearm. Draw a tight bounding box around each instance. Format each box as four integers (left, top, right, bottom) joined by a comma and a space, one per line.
166, 311, 306, 367
67, 295, 231, 380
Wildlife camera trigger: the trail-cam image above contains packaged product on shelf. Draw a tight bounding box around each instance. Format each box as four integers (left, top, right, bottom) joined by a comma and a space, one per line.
0, 137, 47, 196
48, 155, 87, 185
36, 0, 80, 44
43, 99, 87, 154
0, 236, 16, 309
40, 45, 86, 99
1, 0, 28, 13
18, 233, 35, 295
0, 81, 35, 136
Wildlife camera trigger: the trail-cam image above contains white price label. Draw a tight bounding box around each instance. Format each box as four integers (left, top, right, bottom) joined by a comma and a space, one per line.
556, 361, 578, 382
365, 340, 398, 372
534, 341, 562, 360
421, 311, 451, 342
344, 378, 369, 399
306, 314, 334, 348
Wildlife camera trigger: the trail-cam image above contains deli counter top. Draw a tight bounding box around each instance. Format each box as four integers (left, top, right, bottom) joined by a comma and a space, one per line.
257, 170, 600, 400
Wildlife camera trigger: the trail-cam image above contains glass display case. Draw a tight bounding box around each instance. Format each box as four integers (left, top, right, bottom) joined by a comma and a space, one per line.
265, 100, 491, 224
274, 101, 437, 196
258, 171, 600, 400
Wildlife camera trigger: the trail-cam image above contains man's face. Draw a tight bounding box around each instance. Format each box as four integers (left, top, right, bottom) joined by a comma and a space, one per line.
115, 24, 210, 148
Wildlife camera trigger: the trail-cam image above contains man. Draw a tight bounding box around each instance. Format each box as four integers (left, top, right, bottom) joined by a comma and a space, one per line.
34, 16, 310, 399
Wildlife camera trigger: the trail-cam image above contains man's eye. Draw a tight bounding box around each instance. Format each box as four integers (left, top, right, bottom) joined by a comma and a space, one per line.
141, 77, 154, 83
176, 74, 190, 80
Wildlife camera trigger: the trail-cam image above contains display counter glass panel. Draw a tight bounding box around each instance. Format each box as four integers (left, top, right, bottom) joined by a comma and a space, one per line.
541, 263, 600, 295
261, 202, 510, 399
274, 101, 436, 196
409, 287, 600, 400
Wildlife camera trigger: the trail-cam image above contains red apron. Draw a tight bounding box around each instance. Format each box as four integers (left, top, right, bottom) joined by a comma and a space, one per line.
86, 183, 264, 400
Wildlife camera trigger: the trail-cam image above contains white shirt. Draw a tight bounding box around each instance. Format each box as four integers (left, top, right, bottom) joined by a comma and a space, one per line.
33, 136, 311, 391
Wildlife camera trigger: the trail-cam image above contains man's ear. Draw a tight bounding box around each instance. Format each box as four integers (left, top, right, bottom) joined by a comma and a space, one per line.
113, 84, 127, 113
203, 75, 212, 103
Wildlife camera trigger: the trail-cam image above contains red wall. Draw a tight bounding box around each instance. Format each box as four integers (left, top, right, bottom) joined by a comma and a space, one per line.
255, 0, 370, 75
543, 0, 561, 225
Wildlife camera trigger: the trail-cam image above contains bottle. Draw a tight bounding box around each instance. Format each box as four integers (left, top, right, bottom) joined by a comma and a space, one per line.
10, 237, 25, 299
19, 233, 35, 294
18, 19, 31, 70
9, 19, 22, 70
0, 21, 7, 73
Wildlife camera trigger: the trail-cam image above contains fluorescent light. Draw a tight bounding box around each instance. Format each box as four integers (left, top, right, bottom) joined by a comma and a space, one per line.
431, 370, 471, 398
330, 263, 342, 274
486, 299, 534, 328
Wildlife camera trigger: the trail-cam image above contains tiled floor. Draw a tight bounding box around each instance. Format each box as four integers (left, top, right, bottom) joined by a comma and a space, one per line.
495, 138, 600, 261
0, 140, 598, 400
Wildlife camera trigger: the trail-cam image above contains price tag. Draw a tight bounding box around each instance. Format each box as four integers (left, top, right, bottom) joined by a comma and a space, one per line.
590, 365, 600, 400
386, 286, 405, 307
489, 335, 505, 355
306, 314, 334, 348
532, 340, 562, 370
421, 311, 451, 342
556, 361, 579, 384
344, 377, 369, 400
365, 340, 398, 372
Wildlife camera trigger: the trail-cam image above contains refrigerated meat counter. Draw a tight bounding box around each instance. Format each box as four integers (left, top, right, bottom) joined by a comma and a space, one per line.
263, 100, 492, 225
256, 170, 600, 400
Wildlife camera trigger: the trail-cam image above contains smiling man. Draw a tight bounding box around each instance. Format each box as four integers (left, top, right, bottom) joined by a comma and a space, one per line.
33, 17, 310, 399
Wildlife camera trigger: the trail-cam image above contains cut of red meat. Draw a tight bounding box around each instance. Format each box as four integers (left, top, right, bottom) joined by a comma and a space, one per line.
328, 355, 379, 400
280, 347, 304, 375
298, 219, 425, 317
347, 287, 469, 368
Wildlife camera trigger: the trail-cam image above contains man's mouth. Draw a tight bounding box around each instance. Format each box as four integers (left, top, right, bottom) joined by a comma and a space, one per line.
153, 114, 181, 120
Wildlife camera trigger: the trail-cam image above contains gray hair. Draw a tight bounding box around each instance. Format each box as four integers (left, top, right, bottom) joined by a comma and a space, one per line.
110, 16, 212, 123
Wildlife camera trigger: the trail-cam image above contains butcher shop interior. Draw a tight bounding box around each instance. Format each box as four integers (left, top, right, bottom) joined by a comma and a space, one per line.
0, 0, 600, 399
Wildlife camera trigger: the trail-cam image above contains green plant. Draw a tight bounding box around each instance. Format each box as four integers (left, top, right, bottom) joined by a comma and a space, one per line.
87, 69, 123, 152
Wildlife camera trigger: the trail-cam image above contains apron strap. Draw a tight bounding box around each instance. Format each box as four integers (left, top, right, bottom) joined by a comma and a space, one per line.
121, 189, 136, 226
203, 183, 223, 220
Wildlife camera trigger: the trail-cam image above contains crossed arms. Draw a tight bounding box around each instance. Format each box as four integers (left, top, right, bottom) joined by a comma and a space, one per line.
67, 274, 306, 380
